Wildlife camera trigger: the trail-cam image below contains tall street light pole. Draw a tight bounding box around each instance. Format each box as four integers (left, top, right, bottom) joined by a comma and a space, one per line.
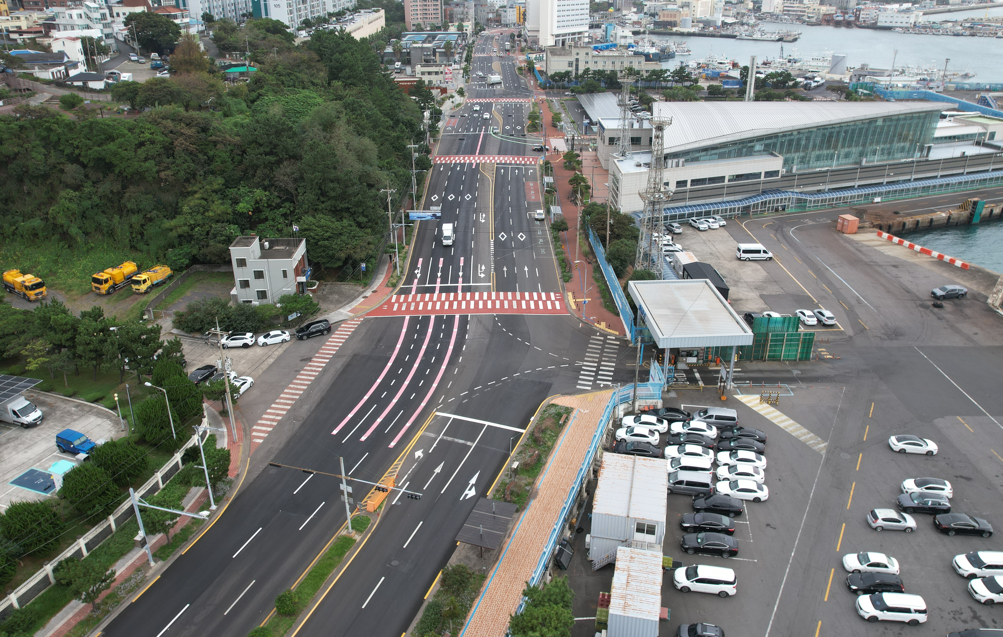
144, 382, 176, 440
381, 186, 399, 277
208, 323, 237, 438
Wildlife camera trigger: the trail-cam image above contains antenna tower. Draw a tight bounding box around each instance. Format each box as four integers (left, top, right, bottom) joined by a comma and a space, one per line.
616, 74, 635, 158
635, 116, 673, 273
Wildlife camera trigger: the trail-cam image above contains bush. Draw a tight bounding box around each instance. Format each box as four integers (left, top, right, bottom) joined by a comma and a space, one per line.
606, 239, 636, 278
59, 93, 84, 110
60, 463, 121, 518
135, 395, 180, 449
275, 589, 299, 616
0, 500, 66, 557
0, 542, 19, 587
172, 297, 231, 333
91, 439, 149, 487
551, 218, 568, 233
277, 293, 319, 322
247, 628, 271, 637
509, 577, 574, 637
152, 358, 185, 386
440, 564, 474, 595
0, 604, 40, 634
414, 599, 443, 635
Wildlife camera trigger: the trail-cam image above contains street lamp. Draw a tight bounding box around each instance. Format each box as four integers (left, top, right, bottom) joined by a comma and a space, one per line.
144, 382, 176, 440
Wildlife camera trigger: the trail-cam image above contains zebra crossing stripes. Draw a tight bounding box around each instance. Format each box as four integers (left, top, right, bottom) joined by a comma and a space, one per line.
433, 155, 538, 166
596, 335, 618, 386
734, 395, 828, 454
249, 318, 363, 449
366, 291, 565, 317
578, 334, 619, 391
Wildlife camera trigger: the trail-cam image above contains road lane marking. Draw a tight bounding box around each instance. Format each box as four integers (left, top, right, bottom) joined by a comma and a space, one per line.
349, 453, 369, 474
822, 283, 832, 293
132, 575, 160, 602
863, 424, 869, 441
856, 453, 862, 471
363, 316, 437, 440
815, 621, 821, 637
404, 521, 424, 548
434, 412, 525, 432
343, 404, 377, 443
332, 317, 410, 435
869, 402, 874, 418
836, 522, 845, 552
362, 577, 385, 609
824, 568, 834, 601
958, 416, 974, 432
858, 319, 868, 330
441, 425, 487, 494
915, 346, 1003, 430
299, 502, 325, 531
233, 528, 262, 558
839, 300, 849, 309
993, 450, 1003, 464
156, 604, 189, 637
224, 580, 255, 616
847, 482, 855, 509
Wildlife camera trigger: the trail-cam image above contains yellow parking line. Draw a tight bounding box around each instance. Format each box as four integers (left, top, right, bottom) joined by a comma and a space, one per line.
856, 453, 862, 471
822, 283, 832, 293
815, 621, 822, 637
858, 319, 869, 330
824, 568, 835, 601
808, 270, 817, 279
836, 522, 845, 552
863, 424, 869, 441
839, 300, 849, 310
763, 222, 773, 228
869, 402, 874, 418
772, 233, 778, 240
958, 416, 973, 432
782, 244, 788, 251
992, 449, 1003, 464
847, 482, 855, 509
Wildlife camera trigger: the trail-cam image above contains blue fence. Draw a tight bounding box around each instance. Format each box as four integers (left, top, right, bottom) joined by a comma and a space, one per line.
853, 85, 1003, 119
587, 226, 634, 337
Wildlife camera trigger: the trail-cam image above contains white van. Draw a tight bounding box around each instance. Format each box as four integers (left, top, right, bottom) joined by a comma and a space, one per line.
736, 243, 773, 261
441, 222, 455, 246
855, 593, 927, 625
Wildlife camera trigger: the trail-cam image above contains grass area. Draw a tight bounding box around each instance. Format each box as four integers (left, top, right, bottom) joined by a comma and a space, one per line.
492, 404, 572, 510
0, 241, 148, 300
412, 565, 486, 637
154, 517, 204, 561
592, 265, 617, 314
351, 514, 371, 533
64, 568, 148, 637
552, 229, 573, 284
153, 270, 233, 313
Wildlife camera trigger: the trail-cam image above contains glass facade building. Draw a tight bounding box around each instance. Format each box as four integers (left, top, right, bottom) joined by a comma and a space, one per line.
663, 110, 941, 171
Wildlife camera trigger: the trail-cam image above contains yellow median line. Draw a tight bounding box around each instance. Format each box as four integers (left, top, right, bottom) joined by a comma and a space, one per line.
839, 300, 849, 310
815, 620, 821, 637
992, 449, 1003, 464
863, 424, 869, 441
869, 402, 874, 418
847, 482, 855, 509
856, 453, 862, 471
858, 319, 869, 330
487, 398, 550, 494
824, 567, 834, 601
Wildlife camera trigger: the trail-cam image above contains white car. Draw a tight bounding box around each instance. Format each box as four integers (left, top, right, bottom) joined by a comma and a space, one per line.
615, 426, 659, 445
689, 218, 709, 231
703, 217, 720, 229
666, 222, 683, 234
661, 243, 684, 253
716, 450, 767, 470
712, 215, 727, 226
855, 592, 928, 625
716, 464, 765, 484
258, 330, 291, 346
969, 576, 1003, 605
670, 420, 718, 439
668, 456, 714, 472
717, 479, 769, 502
867, 508, 916, 532
232, 376, 254, 395
888, 435, 938, 456
901, 477, 953, 498
843, 552, 901, 575
156, 69, 170, 77
795, 310, 817, 326
762, 311, 782, 318
813, 309, 837, 326
221, 332, 255, 348
954, 552, 1003, 579
673, 564, 737, 597
621, 414, 669, 433
666, 444, 716, 462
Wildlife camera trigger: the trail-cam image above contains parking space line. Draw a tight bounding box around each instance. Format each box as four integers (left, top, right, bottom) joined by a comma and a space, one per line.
915, 346, 1003, 430
992, 449, 1003, 464
815, 621, 821, 637
958, 416, 974, 432
846, 482, 855, 509
855, 453, 861, 471
824, 567, 834, 601
858, 319, 869, 330
836, 522, 845, 552
839, 300, 849, 309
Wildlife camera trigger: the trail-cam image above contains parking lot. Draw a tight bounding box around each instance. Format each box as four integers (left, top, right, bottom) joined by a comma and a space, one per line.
109, 58, 160, 83
0, 392, 123, 511
176, 331, 296, 389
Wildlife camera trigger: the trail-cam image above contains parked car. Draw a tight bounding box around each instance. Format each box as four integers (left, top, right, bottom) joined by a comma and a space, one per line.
613, 440, 662, 458
188, 364, 217, 384
703, 217, 720, 229
969, 576, 1003, 605
716, 438, 765, 454
681, 532, 739, 558
673, 565, 737, 597
56, 429, 96, 455
867, 508, 916, 532
716, 479, 769, 502
716, 464, 765, 484
711, 215, 727, 226
655, 407, 691, 421
670, 420, 718, 439
666, 444, 715, 461
897, 492, 951, 515
615, 426, 660, 445
156, 69, 170, 77
795, 309, 818, 326
129, 53, 138, 61
693, 408, 738, 427
855, 592, 927, 625
232, 376, 254, 396
668, 456, 714, 472
680, 512, 736, 535
621, 414, 670, 433
692, 494, 744, 517
676, 623, 724, 637
932, 285, 967, 300
221, 332, 255, 349
667, 432, 715, 449
210, 370, 236, 384
901, 477, 953, 498
718, 426, 767, 443
689, 218, 709, 231
532, 145, 547, 151
954, 551, 1003, 579
296, 319, 331, 340
743, 311, 762, 326
666, 222, 683, 234
934, 514, 993, 537
716, 450, 767, 470
846, 572, 906, 596
258, 330, 291, 346
888, 435, 938, 455
151, 60, 164, 70
843, 552, 901, 575
813, 309, 837, 326
137, 56, 146, 64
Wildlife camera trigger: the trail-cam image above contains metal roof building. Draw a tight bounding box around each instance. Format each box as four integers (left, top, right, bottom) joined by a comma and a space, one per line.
608, 547, 663, 637
627, 279, 752, 350
590, 453, 666, 570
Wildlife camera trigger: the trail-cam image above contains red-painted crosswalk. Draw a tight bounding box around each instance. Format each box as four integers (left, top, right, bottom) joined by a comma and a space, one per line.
433, 155, 538, 165
367, 291, 566, 317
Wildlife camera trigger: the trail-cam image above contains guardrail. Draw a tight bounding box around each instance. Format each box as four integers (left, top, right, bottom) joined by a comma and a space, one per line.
586, 226, 634, 338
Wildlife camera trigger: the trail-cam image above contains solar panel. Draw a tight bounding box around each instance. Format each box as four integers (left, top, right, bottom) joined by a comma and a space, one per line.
0, 375, 43, 404
455, 498, 518, 550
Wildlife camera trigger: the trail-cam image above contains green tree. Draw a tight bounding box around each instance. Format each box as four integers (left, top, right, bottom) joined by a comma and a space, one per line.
0, 542, 18, 586
111, 80, 142, 109
125, 11, 182, 53
277, 293, 319, 321
136, 76, 184, 108
0, 500, 65, 557
113, 320, 162, 381
54, 557, 116, 611
509, 577, 574, 637
409, 79, 435, 110
706, 83, 724, 97
606, 238, 636, 277
141, 490, 180, 541
76, 307, 116, 381
152, 358, 186, 387
156, 338, 187, 374
662, 86, 701, 101
91, 439, 149, 488
135, 394, 180, 448
171, 33, 212, 75
60, 463, 120, 518
59, 93, 84, 111
299, 215, 376, 271
173, 296, 232, 333
669, 66, 695, 86
201, 11, 215, 23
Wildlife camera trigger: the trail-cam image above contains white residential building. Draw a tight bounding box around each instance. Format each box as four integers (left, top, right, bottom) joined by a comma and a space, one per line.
876, 9, 919, 27
228, 236, 310, 305
50, 35, 85, 63
526, 0, 588, 47
47, 3, 117, 51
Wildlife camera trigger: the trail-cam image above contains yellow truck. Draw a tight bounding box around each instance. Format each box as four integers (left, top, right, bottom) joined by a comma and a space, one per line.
3, 269, 47, 302
91, 261, 138, 295
131, 265, 173, 294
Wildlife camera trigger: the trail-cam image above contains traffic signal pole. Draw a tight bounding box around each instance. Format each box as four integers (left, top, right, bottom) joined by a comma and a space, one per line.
340, 456, 352, 524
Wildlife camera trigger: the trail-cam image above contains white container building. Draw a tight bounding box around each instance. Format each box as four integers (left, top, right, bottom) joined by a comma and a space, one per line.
589, 453, 667, 569
608, 546, 663, 637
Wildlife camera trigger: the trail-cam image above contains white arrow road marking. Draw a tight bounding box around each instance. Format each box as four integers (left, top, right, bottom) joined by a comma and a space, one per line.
462, 471, 480, 500
414, 449, 424, 460
423, 462, 444, 489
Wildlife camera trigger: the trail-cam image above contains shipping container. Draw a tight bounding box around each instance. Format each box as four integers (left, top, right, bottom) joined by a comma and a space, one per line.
836, 214, 859, 234
607, 547, 663, 637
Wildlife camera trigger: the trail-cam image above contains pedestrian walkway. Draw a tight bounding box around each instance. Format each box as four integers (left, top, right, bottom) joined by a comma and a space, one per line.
249, 318, 363, 451
734, 395, 828, 454
577, 334, 618, 390
365, 291, 565, 318
465, 97, 533, 103
433, 155, 539, 165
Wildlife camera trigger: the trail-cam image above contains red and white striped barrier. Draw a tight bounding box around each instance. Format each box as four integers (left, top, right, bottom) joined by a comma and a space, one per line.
875, 231, 970, 269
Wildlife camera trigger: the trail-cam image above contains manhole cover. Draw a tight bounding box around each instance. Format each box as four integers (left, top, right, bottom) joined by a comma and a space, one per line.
840, 452, 851, 459
391, 560, 399, 567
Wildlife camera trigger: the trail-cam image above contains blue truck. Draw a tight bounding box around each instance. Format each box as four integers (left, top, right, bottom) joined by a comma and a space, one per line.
56, 429, 96, 456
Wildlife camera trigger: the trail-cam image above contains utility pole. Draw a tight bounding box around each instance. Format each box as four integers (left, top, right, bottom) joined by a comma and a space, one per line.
340, 456, 352, 524
381, 185, 399, 277
208, 320, 237, 438
194, 416, 217, 510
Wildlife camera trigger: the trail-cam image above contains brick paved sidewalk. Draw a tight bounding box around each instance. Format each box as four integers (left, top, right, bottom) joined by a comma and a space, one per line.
462, 390, 613, 636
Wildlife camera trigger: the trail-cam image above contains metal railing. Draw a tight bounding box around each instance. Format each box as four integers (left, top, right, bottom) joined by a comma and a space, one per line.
586, 226, 634, 338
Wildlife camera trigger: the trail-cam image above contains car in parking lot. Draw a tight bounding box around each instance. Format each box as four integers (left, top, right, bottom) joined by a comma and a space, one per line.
129, 53, 138, 61
717, 426, 767, 443
867, 508, 916, 532
258, 330, 291, 346
901, 477, 953, 498
621, 414, 670, 433
711, 215, 727, 226
843, 552, 901, 575
232, 376, 254, 396
188, 364, 217, 384
855, 592, 928, 625
680, 512, 736, 535
897, 492, 951, 515
655, 407, 691, 421
716, 438, 765, 454
670, 420, 718, 439
702, 217, 720, 229
693, 494, 744, 517
932, 284, 967, 299
795, 309, 818, 326
137, 56, 146, 63
689, 218, 709, 231
716, 479, 769, 502
813, 309, 836, 326
681, 532, 739, 558
934, 513, 993, 537
615, 426, 660, 444
613, 440, 662, 458
211, 370, 236, 384
221, 332, 255, 348
888, 434, 938, 455
156, 69, 170, 77
716, 464, 765, 484
676, 623, 724, 637
661, 243, 684, 253
716, 449, 767, 469
673, 565, 737, 597
667, 432, 715, 449
669, 455, 714, 472
954, 551, 1003, 579
56, 429, 96, 455
666, 444, 716, 461
666, 222, 683, 234
968, 576, 1003, 605
846, 572, 905, 596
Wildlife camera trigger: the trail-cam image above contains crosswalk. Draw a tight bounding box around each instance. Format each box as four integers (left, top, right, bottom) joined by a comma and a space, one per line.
578, 334, 619, 390
366, 291, 566, 318
433, 155, 539, 165
250, 318, 363, 449
734, 395, 827, 454
465, 98, 532, 103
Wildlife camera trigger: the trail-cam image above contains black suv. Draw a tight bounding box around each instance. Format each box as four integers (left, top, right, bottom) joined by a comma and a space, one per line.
188, 364, 217, 384
845, 572, 905, 596
295, 319, 331, 340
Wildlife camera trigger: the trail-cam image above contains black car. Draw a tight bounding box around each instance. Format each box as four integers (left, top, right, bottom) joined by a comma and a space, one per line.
743, 312, 762, 327
935, 514, 994, 537
531, 145, 548, 151
716, 438, 766, 454
692, 494, 744, 518
295, 319, 331, 340
187, 364, 217, 384
613, 440, 662, 458
845, 572, 905, 596
718, 426, 768, 444
677, 623, 725, 637
667, 432, 715, 449
656, 407, 691, 421
681, 532, 739, 558
897, 492, 951, 515
680, 512, 735, 535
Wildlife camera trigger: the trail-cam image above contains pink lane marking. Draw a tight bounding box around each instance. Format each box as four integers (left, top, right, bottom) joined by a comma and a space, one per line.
458, 257, 464, 294
410, 257, 423, 295
475, 130, 485, 155
360, 315, 436, 441
330, 316, 410, 435
390, 314, 460, 448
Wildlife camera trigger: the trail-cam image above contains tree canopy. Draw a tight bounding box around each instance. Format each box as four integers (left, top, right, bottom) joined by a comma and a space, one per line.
124, 12, 182, 53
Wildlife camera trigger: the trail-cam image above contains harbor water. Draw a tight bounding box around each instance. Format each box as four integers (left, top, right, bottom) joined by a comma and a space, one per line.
905, 220, 1003, 275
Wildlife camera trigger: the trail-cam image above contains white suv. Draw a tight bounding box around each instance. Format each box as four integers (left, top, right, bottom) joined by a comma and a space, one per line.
954, 551, 1003, 579
673, 565, 737, 597
221, 332, 255, 348
689, 218, 709, 231
855, 592, 927, 625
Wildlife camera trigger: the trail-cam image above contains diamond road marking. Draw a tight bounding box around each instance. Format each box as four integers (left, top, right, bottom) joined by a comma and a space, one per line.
430, 195, 439, 201
517, 232, 526, 241
498, 232, 508, 241
465, 194, 472, 200
448, 194, 455, 200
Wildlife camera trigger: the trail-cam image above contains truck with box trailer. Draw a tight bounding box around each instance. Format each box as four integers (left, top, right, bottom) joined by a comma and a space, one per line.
131, 265, 173, 293
91, 261, 138, 295
0, 395, 43, 428
3, 269, 47, 301
488, 74, 502, 85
